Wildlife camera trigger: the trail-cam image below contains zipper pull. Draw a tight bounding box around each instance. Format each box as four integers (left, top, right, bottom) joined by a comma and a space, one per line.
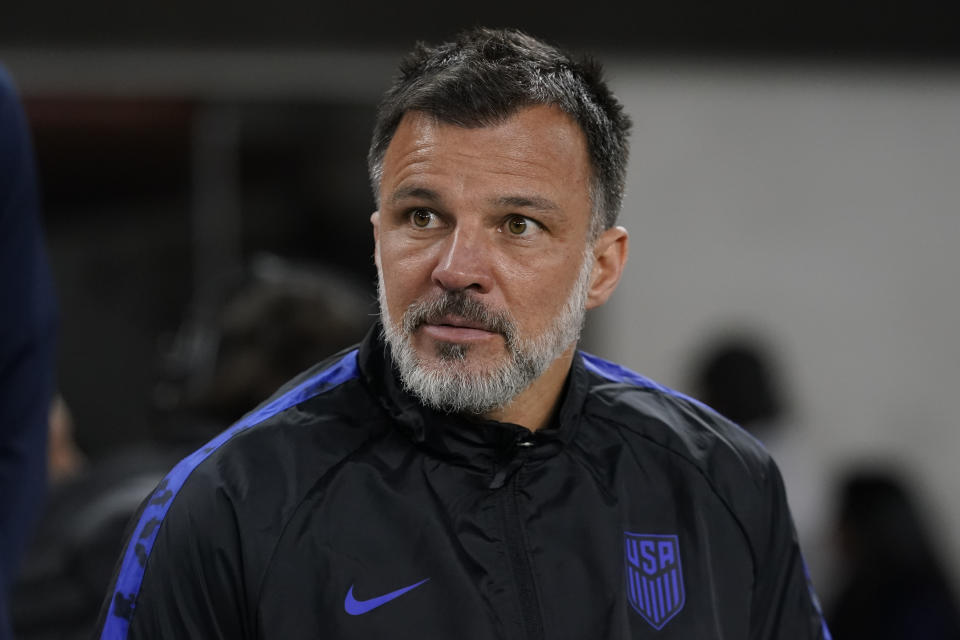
488, 436, 533, 489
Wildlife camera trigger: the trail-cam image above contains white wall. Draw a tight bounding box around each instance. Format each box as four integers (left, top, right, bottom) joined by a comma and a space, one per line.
590, 60, 960, 590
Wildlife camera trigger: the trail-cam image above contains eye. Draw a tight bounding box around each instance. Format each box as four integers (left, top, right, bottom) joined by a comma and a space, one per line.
503, 215, 540, 237
409, 208, 438, 229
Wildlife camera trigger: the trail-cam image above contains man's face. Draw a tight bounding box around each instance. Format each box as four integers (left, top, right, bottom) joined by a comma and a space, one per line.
372, 105, 601, 414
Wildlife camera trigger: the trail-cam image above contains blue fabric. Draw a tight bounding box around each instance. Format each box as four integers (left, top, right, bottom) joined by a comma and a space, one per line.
0, 65, 57, 639
100, 350, 360, 640
579, 351, 705, 407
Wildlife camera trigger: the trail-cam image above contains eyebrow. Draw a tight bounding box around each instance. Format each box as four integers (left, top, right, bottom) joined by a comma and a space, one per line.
389, 186, 561, 214
493, 195, 559, 212
390, 186, 440, 205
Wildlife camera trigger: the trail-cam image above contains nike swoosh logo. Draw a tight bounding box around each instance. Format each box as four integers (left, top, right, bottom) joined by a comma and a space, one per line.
344, 578, 430, 615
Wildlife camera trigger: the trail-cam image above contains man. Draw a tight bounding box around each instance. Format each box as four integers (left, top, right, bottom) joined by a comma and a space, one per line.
96, 28, 830, 639
0, 65, 57, 639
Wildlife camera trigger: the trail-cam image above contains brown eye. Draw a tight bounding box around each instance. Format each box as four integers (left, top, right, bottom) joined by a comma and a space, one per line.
507, 216, 528, 235
411, 209, 433, 228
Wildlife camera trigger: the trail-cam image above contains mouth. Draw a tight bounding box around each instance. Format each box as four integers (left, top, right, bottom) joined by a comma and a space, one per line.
427, 315, 492, 331
419, 315, 500, 343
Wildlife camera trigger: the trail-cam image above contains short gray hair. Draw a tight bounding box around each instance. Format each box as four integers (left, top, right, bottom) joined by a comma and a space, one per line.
368, 27, 632, 236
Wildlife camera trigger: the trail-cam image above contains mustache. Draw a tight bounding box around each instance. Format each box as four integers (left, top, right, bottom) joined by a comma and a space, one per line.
402, 290, 516, 341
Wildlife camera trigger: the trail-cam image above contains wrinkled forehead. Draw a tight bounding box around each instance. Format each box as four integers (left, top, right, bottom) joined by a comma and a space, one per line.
376, 100, 594, 169
380, 106, 594, 201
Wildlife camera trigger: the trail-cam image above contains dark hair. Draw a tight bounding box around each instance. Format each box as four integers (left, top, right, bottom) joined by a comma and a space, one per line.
837, 470, 939, 571
693, 338, 785, 430
367, 27, 632, 236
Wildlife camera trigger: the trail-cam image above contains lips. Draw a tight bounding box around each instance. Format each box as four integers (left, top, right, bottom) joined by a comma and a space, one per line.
401, 291, 512, 343
419, 315, 499, 343
426, 315, 493, 332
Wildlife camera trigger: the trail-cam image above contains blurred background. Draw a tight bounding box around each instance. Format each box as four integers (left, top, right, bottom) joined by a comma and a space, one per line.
2, 1, 959, 637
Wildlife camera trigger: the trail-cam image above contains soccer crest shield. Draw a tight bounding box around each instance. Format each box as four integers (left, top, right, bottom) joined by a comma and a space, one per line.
624, 532, 685, 630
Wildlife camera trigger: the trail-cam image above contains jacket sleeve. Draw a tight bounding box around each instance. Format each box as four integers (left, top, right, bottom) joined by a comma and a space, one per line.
749, 457, 832, 640
0, 65, 57, 639
95, 459, 250, 639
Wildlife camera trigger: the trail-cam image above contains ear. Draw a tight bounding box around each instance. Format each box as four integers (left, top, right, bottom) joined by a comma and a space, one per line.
370, 211, 381, 267
585, 226, 629, 310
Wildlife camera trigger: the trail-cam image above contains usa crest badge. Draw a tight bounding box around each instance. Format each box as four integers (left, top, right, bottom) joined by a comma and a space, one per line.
624, 532, 685, 630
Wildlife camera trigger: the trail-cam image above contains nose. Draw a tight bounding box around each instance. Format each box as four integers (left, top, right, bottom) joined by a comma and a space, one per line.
431, 225, 494, 293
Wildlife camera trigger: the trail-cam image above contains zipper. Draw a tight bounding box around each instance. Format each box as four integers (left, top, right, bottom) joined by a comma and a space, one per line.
494, 439, 545, 640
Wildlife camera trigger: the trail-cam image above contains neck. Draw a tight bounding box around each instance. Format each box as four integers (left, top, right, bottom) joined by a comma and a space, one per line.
483, 346, 577, 431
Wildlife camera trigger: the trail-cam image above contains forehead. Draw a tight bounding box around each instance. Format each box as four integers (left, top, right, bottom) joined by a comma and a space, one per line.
379, 105, 593, 210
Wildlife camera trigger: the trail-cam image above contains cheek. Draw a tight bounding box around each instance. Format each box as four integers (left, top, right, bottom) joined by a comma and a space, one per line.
500, 255, 581, 320
379, 234, 437, 274
381, 255, 430, 289
379, 244, 434, 307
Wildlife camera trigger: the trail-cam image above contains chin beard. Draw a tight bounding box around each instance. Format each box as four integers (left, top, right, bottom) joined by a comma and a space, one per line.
377, 250, 593, 415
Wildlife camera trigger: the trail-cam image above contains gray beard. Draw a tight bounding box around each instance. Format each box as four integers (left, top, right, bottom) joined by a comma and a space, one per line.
377, 250, 594, 415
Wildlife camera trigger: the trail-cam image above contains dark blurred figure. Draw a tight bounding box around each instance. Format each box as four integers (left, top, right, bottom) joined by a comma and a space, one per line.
11, 254, 371, 639
12, 407, 177, 640
828, 469, 960, 640
0, 65, 57, 639
153, 253, 374, 443
692, 336, 785, 434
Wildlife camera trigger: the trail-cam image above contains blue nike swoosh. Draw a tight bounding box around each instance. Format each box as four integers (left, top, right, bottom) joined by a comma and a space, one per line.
344, 578, 430, 615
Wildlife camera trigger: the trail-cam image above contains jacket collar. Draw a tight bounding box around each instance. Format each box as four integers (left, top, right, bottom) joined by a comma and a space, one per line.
357, 323, 587, 469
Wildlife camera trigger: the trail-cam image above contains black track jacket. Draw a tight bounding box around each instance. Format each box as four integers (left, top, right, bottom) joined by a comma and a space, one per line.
97, 325, 830, 639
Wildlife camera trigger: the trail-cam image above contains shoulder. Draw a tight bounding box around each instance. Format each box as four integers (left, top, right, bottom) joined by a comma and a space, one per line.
577, 351, 780, 519
100, 347, 386, 633
185, 346, 370, 482
0, 64, 31, 175
169, 346, 384, 520
0, 64, 18, 117
580, 352, 770, 468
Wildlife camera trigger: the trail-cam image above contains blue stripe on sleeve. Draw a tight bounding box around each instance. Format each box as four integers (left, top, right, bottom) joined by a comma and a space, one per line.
579, 351, 704, 406
99, 349, 360, 639
802, 557, 834, 640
